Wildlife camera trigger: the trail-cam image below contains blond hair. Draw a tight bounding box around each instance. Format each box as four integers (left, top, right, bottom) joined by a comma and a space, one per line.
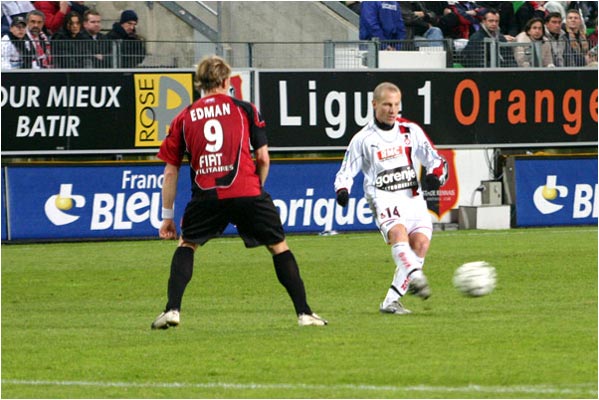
373, 82, 401, 102
194, 55, 231, 92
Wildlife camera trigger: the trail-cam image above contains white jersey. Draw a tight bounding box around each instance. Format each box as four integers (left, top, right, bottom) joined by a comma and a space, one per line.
334, 117, 445, 201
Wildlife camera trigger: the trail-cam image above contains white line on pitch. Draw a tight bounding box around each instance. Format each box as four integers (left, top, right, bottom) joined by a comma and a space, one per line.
2, 379, 597, 396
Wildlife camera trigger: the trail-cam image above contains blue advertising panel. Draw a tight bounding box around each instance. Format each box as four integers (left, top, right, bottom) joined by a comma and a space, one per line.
4, 161, 372, 241
515, 157, 598, 226
265, 161, 370, 234
6, 164, 187, 240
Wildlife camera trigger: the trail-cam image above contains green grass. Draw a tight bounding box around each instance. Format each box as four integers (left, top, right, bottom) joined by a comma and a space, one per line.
1, 227, 597, 398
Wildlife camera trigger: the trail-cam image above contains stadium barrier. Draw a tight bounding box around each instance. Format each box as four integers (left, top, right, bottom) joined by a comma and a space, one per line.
3, 153, 596, 242
2, 39, 594, 70
1, 67, 597, 241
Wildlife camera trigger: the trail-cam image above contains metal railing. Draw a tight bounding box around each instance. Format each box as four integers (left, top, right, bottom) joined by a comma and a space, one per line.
2, 38, 595, 70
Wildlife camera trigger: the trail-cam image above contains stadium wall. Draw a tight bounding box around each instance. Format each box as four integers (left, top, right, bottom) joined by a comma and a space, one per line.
1, 69, 597, 241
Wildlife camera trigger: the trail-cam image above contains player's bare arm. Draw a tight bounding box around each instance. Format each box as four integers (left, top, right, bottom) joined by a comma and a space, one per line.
159, 163, 180, 240
254, 145, 270, 186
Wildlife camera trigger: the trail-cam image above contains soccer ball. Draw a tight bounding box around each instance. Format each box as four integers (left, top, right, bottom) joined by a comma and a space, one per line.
453, 261, 496, 297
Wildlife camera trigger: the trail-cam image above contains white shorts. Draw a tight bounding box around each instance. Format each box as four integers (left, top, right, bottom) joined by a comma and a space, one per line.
369, 192, 433, 243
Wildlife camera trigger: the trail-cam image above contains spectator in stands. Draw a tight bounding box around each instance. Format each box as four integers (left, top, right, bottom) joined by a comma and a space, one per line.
81, 9, 109, 68
33, 1, 88, 35
359, 1, 406, 50
514, 1, 548, 35
422, 2, 461, 39
563, 8, 589, 65
1, 16, 27, 69
544, 11, 567, 66
477, 1, 518, 36
438, 1, 482, 39
421, 2, 450, 31
514, 17, 554, 67
32, 1, 67, 35
51, 10, 85, 68
22, 9, 52, 68
565, 1, 594, 31
400, 2, 444, 48
107, 9, 146, 68
463, 8, 515, 67
1, 1, 35, 36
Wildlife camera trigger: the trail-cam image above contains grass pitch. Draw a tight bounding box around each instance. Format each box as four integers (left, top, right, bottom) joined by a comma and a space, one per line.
1, 227, 597, 399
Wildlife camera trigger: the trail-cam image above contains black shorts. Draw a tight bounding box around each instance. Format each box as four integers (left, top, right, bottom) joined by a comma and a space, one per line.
180, 191, 286, 248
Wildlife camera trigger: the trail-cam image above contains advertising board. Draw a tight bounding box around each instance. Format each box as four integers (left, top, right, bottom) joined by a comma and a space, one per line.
514, 156, 597, 226
4, 154, 594, 241
2, 69, 596, 155
1, 70, 251, 155
2, 162, 370, 241
258, 69, 597, 150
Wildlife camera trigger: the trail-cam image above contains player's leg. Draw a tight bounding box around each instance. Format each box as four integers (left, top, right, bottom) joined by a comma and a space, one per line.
372, 197, 429, 314
269, 241, 309, 315
267, 241, 327, 326
151, 240, 197, 330
410, 231, 430, 260
380, 224, 428, 313
406, 231, 431, 291
165, 241, 197, 311
408, 194, 434, 262
234, 192, 327, 326
152, 198, 226, 330
405, 202, 434, 297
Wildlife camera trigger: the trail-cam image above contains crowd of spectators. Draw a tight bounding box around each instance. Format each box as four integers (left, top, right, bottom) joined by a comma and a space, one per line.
2, 1, 597, 69
1, 1, 145, 69
352, 1, 598, 67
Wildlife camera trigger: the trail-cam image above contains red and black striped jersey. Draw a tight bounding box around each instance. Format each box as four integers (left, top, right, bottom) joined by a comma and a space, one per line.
158, 93, 268, 199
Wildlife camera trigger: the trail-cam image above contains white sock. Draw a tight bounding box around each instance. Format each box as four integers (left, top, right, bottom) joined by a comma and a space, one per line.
382, 242, 422, 307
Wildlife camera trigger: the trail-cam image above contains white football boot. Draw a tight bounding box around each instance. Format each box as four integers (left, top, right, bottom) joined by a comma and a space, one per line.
151, 310, 180, 329
379, 300, 412, 315
298, 313, 328, 326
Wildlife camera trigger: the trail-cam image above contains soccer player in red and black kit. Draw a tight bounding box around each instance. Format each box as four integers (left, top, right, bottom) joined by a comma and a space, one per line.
151, 55, 327, 329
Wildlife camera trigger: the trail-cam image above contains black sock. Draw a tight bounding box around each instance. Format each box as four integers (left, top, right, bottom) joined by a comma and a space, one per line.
165, 247, 195, 311
273, 250, 312, 315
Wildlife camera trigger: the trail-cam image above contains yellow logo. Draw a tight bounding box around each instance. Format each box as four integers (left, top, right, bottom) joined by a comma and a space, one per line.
134, 73, 193, 147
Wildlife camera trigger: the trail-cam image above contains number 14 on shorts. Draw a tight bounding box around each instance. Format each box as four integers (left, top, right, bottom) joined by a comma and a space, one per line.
381, 206, 400, 219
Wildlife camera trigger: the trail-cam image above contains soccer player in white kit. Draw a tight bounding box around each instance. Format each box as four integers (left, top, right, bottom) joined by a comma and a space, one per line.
334, 82, 448, 315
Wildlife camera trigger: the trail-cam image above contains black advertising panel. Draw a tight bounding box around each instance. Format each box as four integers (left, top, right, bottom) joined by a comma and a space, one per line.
2, 69, 597, 155
1, 71, 195, 155
258, 69, 598, 150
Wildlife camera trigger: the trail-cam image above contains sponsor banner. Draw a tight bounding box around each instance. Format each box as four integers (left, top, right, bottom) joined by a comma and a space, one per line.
5, 165, 182, 240
0, 70, 251, 155
266, 162, 371, 233
421, 149, 459, 220
258, 69, 598, 149
514, 157, 597, 226
3, 162, 372, 241
133, 73, 194, 147
6, 155, 593, 241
